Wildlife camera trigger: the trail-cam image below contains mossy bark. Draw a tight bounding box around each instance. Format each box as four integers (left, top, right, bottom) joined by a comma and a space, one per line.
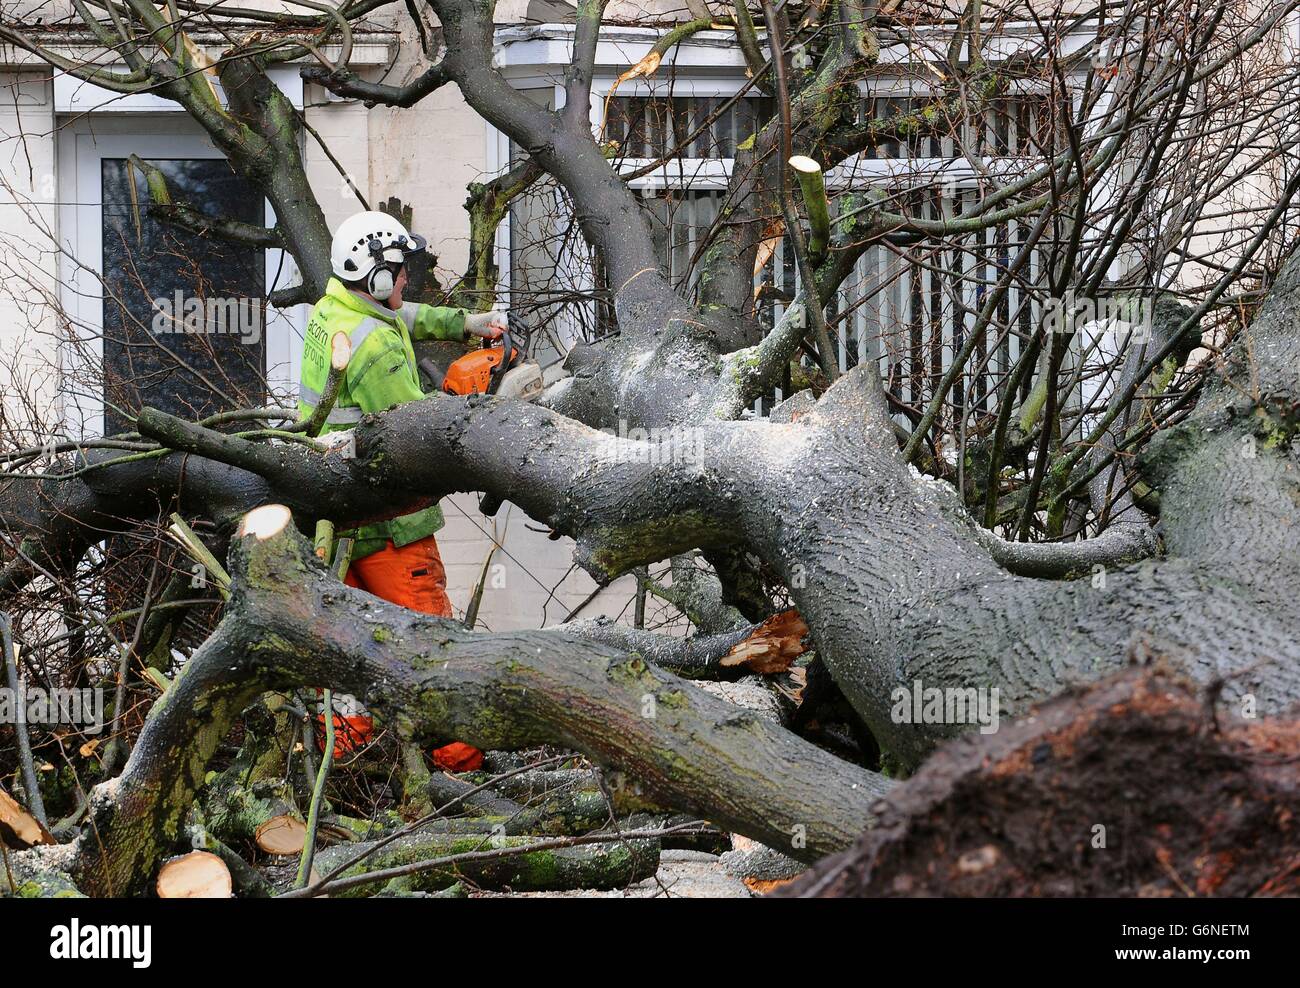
55, 515, 889, 895
311, 831, 660, 896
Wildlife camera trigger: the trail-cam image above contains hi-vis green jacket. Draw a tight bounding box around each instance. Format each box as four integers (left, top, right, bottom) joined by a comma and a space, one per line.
299, 277, 468, 559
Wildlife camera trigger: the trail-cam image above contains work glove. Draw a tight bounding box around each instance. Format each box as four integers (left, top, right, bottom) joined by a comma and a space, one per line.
465, 309, 507, 340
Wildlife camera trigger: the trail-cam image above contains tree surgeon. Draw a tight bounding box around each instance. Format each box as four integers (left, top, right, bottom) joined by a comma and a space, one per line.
298, 210, 507, 768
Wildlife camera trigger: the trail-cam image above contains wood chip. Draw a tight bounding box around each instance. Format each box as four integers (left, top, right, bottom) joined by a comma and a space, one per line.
721, 608, 810, 674
0, 786, 55, 848
744, 876, 798, 894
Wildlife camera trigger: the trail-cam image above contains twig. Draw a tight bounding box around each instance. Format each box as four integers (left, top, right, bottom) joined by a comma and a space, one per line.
295, 689, 334, 887
302, 333, 352, 438
102, 562, 159, 776
462, 540, 497, 630
331, 538, 354, 582
167, 514, 231, 599
1, 611, 46, 827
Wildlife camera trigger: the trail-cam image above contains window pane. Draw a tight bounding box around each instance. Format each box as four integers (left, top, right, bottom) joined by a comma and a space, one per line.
101, 157, 266, 434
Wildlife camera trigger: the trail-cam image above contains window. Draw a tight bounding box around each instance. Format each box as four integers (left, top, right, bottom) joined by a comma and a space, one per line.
58, 122, 298, 441
605, 94, 773, 159
496, 34, 1074, 429
100, 157, 266, 434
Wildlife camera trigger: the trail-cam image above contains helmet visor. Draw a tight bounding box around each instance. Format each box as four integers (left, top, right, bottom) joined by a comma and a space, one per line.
397, 232, 428, 256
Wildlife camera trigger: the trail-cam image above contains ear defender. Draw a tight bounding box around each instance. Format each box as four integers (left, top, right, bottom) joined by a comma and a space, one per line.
362, 236, 396, 298
368, 264, 395, 298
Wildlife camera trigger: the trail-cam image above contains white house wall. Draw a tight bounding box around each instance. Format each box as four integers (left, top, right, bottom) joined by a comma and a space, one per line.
0, 72, 60, 440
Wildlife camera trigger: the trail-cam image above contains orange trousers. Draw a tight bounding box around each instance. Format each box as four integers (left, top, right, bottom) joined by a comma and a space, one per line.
331, 535, 482, 772
344, 535, 453, 618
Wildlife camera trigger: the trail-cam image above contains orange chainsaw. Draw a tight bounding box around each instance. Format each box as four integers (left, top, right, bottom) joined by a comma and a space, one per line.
422, 318, 544, 402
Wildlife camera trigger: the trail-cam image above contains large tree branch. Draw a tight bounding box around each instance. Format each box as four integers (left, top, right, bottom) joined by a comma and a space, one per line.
563, 0, 608, 130
55, 505, 889, 895
9, 229, 1300, 777
127, 155, 286, 249
449, 156, 546, 311
300, 62, 450, 108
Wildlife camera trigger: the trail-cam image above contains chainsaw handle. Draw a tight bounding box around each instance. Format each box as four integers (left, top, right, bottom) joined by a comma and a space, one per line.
486, 326, 513, 396
418, 357, 445, 393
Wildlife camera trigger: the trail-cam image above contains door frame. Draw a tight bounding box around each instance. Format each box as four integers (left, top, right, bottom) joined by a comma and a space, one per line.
56, 115, 304, 440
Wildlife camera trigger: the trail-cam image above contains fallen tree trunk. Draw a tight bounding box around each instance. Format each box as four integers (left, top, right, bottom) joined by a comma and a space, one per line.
11, 212, 1300, 778
9, 347, 1296, 781
308, 831, 661, 896
37, 505, 888, 896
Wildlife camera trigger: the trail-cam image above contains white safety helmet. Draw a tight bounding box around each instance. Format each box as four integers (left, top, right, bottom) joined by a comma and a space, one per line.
329, 210, 427, 298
